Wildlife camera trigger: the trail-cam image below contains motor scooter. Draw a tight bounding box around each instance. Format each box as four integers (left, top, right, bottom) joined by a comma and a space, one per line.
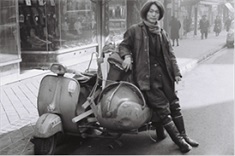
31, 51, 160, 155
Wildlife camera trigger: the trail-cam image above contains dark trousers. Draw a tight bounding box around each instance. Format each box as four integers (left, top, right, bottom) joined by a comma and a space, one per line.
201, 30, 208, 39
143, 63, 181, 124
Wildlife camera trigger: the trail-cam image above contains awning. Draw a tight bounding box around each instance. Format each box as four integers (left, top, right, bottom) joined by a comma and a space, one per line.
181, 0, 221, 6
225, 2, 234, 13
199, 0, 222, 5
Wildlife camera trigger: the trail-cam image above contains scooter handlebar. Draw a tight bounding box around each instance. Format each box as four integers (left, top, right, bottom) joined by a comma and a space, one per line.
50, 63, 90, 79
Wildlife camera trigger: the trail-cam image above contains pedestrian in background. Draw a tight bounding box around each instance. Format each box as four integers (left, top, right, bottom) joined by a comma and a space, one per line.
213, 15, 222, 36
169, 16, 181, 46
183, 16, 191, 37
225, 16, 232, 32
119, 0, 199, 153
199, 15, 210, 39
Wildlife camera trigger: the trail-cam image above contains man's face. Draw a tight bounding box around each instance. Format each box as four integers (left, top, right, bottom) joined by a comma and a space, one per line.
146, 4, 159, 24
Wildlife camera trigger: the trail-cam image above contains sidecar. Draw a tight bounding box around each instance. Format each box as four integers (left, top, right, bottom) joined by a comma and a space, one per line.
97, 81, 152, 132
72, 50, 158, 136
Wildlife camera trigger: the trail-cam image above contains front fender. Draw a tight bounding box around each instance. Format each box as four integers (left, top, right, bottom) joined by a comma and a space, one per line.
34, 113, 63, 138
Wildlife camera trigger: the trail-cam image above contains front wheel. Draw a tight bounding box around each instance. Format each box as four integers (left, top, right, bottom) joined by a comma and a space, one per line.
33, 135, 57, 155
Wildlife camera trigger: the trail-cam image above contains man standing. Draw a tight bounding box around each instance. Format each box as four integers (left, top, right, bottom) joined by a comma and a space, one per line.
199, 15, 210, 39
169, 16, 181, 46
213, 15, 222, 36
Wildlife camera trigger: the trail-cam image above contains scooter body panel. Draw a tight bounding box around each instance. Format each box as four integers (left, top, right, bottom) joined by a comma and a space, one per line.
34, 113, 62, 138
37, 75, 82, 133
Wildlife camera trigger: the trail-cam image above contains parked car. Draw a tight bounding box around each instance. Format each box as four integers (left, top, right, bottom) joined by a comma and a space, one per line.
226, 20, 234, 48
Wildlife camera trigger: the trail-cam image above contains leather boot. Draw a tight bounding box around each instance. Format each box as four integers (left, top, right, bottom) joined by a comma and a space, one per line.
164, 121, 192, 153
173, 116, 199, 147
153, 122, 166, 141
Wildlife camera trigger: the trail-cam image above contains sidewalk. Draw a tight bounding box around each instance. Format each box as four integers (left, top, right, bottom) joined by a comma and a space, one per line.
0, 31, 227, 154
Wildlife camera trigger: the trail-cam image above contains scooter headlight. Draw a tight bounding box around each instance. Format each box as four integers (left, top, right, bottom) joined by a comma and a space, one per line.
50, 63, 66, 75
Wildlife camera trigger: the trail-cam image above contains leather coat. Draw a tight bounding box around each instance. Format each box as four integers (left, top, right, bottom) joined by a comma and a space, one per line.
119, 22, 182, 90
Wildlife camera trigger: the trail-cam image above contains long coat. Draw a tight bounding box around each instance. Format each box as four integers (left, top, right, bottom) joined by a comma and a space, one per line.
169, 18, 181, 39
119, 22, 181, 91
199, 18, 209, 33
213, 18, 222, 33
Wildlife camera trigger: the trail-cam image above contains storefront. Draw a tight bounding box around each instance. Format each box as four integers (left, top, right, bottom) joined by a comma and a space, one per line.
18, 0, 149, 69
1, 0, 169, 81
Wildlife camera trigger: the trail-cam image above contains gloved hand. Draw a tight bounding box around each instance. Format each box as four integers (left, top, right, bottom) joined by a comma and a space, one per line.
122, 55, 132, 72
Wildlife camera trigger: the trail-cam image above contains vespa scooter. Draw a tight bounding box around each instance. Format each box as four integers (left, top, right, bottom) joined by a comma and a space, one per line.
31, 54, 100, 154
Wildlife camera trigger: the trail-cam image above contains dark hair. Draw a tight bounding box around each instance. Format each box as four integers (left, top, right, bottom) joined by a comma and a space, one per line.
140, 0, 165, 20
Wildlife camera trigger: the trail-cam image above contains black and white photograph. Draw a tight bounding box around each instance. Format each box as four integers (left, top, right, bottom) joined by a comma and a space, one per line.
0, 0, 234, 155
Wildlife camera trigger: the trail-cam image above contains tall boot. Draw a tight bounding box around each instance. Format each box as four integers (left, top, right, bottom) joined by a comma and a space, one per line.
153, 122, 166, 141
164, 121, 192, 153
173, 115, 199, 147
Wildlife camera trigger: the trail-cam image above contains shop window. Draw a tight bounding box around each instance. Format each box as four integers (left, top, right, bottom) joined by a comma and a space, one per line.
19, 0, 56, 51
108, 0, 127, 41
0, 0, 20, 63
59, 0, 97, 49
19, 0, 98, 51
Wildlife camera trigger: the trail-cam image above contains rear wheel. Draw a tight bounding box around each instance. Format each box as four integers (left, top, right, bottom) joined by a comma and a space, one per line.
33, 135, 57, 155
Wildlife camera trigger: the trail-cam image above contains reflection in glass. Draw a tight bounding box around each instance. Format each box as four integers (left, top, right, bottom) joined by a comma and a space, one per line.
108, 0, 127, 41
59, 0, 97, 49
0, 0, 19, 63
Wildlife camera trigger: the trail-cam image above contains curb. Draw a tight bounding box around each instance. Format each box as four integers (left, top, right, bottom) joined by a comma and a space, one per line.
180, 43, 226, 76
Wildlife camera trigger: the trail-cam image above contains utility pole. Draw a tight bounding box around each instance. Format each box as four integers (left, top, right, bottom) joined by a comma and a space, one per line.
194, 4, 198, 36
163, 0, 171, 33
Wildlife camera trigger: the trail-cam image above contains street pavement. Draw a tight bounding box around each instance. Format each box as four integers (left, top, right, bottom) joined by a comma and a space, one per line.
0, 31, 228, 154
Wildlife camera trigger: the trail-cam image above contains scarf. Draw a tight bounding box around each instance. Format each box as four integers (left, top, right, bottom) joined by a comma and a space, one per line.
143, 20, 161, 35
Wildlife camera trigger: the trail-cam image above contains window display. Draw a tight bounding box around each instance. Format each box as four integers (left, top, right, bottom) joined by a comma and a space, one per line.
59, 0, 97, 48
19, 0, 56, 51
108, 0, 127, 41
19, 0, 98, 51
0, 0, 20, 63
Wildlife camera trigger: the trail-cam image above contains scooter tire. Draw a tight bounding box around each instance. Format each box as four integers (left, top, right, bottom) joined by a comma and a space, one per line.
34, 135, 57, 155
